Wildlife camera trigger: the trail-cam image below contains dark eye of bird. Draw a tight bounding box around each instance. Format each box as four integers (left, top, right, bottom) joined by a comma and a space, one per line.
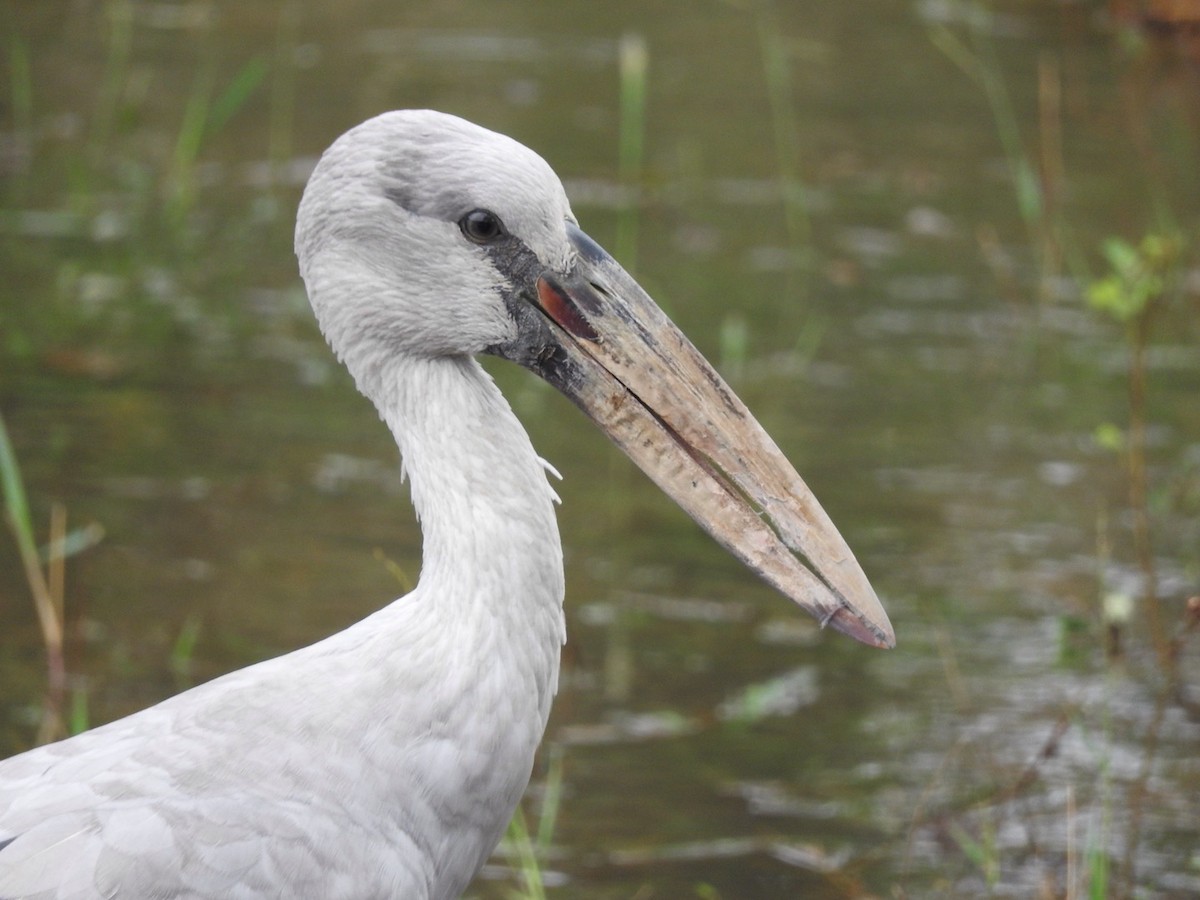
459, 209, 505, 244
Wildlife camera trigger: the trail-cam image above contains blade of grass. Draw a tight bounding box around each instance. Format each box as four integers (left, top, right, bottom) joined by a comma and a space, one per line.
0, 410, 34, 542
9, 33, 32, 137
89, 0, 134, 162
68, 683, 90, 736
170, 56, 268, 221
169, 62, 216, 217
534, 744, 564, 853
615, 31, 648, 273
503, 744, 565, 900
40, 521, 105, 563
170, 612, 204, 687
268, 2, 300, 184
48, 503, 66, 639
0, 411, 66, 735
207, 56, 268, 138
505, 802, 545, 900
756, 0, 810, 250
928, 23, 1042, 229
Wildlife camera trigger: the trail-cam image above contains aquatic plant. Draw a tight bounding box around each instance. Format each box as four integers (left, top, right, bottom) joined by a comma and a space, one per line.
1086, 233, 1185, 679
0, 411, 103, 743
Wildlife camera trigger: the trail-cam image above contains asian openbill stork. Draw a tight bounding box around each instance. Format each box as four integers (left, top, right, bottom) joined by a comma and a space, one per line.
0, 110, 893, 899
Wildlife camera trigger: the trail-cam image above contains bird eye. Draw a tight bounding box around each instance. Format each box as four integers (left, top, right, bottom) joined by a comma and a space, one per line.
459, 209, 506, 244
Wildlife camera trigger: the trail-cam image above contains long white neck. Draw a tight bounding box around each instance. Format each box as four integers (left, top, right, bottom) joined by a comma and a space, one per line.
295, 353, 569, 894
373, 353, 566, 723
295, 255, 568, 892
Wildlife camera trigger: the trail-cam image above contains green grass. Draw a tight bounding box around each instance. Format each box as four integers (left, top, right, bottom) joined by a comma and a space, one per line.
0, 411, 66, 740
502, 744, 565, 900
0, 411, 105, 742
169, 56, 268, 223
88, 0, 135, 165
615, 32, 648, 274
755, 0, 810, 252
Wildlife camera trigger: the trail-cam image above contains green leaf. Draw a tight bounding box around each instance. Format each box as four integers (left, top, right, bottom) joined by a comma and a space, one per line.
1086, 277, 1136, 322
0, 412, 35, 550
1093, 422, 1125, 453
1100, 237, 1139, 277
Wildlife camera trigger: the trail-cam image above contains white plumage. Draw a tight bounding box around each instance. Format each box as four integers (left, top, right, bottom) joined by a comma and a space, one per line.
0, 110, 892, 899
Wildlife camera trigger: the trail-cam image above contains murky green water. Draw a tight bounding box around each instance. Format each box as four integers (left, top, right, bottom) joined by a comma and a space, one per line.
2, 1, 1198, 897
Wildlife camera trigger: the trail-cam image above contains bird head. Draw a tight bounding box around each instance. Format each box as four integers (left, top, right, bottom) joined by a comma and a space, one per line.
295, 110, 894, 650
296, 110, 576, 365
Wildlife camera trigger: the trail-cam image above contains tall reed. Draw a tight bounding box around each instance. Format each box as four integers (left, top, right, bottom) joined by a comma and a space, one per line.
615, 32, 648, 273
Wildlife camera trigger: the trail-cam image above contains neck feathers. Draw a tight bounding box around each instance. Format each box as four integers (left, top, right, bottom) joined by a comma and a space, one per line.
377, 355, 566, 712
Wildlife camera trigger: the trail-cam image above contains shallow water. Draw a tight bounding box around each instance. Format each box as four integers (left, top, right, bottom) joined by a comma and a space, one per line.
2, 2, 1198, 897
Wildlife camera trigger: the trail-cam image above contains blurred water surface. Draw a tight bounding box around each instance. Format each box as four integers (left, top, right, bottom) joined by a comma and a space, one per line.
1, 1, 1198, 897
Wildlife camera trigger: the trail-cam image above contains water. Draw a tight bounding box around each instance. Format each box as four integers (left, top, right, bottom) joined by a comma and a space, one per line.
2, 2, 1198, 897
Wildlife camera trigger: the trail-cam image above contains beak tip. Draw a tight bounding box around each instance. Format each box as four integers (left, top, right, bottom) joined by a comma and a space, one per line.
826, 605, 896, 650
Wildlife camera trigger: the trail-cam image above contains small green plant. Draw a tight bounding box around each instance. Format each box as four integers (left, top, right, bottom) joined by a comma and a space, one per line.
1086, 234, 1180, 324
1085, 230, 1196, 896
1085, 231, 1183, 680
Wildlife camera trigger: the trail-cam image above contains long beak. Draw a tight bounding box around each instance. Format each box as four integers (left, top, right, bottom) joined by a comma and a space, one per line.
496, 224, 894, 649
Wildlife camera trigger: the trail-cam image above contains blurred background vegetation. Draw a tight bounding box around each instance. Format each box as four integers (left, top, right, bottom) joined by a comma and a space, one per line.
1, 1, 1198, 897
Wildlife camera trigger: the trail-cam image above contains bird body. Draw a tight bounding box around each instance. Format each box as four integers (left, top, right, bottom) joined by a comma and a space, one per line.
0, 110, 892, 898
1, 355, 562, 898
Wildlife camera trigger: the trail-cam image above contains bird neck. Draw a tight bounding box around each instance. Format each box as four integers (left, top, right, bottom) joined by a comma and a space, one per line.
373, 354, 566, 713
